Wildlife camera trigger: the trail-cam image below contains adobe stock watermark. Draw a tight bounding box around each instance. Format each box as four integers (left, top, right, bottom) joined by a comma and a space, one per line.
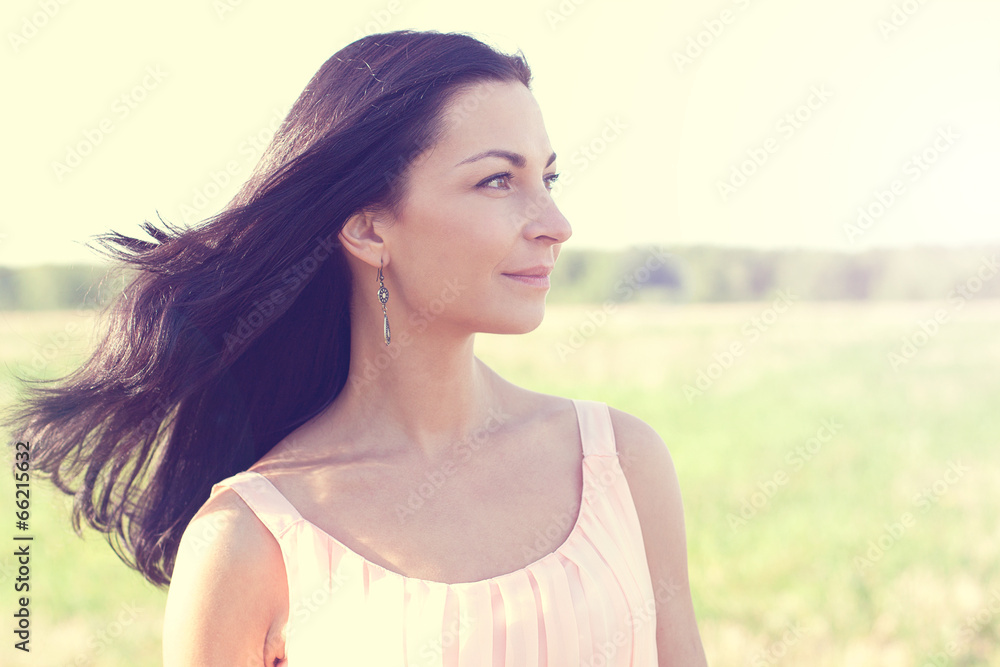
349, 276, 468, 390
728, 418, 842, 530
450, 113, 626, 233
213, 0, 250, 20
393, 407, 511, 523
51, 65, 169, 182
887, 254, 998, 370
555, 247, 672, 361
519, 499, 578, 563
178, 107, 286, 224
750, 621, 807, 667
535, 444, 640, 558
69, 601, 143, 666
878, 0, 932, 40
351, 0, 403, 39
521, 446, 639, 562
372, 84, 494, 195
568, 116, 628, 175
717, 84, 833, 202
21, 318, 82, 377
585, 577, 682, 667
683, 289, 797, 401
416, 609, 473, 664
526, 115, 627, 206
223, 234, 340, 352
215, 576, 351, 666
854, 460, 968, 572
672, 0, 755, 74
441, 80, 498, 129
187, 511, 230, 556
379, 84, 504, 189
18, 280, 117, 378
912, 460, 969, 512
544, 0, 591, 30
844, 126, 958, 244
7, 0, 72, 53
284, 572, 349, 638
922, 588, 1000, 666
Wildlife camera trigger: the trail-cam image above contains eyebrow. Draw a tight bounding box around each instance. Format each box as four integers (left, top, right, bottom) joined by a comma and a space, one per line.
455, 150, 557, 169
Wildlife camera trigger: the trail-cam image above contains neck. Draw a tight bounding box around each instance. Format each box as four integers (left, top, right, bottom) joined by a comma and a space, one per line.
328, 300, 506, 462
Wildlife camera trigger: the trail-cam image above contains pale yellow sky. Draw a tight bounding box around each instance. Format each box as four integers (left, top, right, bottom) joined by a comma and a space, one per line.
3, 0, 998, 266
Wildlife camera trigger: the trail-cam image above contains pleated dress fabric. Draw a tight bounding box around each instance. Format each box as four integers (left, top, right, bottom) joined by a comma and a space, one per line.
210, 399, 659, 666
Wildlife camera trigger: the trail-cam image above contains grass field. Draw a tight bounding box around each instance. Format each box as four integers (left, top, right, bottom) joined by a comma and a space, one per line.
1, 299, 999, 666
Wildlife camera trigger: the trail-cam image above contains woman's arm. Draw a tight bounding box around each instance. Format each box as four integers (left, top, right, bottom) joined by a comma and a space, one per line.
611, 408, 708, 666
162, 489, 288, 666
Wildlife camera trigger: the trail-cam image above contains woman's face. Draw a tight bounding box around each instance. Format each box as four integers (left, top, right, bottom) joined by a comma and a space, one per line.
377, 79, 572, 338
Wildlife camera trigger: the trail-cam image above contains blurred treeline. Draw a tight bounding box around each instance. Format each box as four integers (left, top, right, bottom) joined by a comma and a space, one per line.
0, 245, 997, 310
552, 245, 1000, 303
0, 263, 122, 310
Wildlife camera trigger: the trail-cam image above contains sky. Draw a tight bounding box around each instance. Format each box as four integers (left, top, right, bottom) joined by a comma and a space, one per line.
2, 0, 998, 267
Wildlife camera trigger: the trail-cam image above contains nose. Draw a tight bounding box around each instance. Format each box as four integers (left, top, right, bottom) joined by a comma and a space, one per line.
522, 190, 572, 244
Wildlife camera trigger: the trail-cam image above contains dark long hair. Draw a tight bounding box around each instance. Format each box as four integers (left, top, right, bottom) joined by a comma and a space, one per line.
3, 30, 532, 586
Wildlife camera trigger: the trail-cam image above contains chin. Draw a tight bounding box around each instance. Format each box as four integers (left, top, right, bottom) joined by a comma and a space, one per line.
482, 303, 547, 335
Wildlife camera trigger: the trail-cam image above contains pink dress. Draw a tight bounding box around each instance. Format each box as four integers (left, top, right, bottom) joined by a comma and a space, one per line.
210, 399, 659, 665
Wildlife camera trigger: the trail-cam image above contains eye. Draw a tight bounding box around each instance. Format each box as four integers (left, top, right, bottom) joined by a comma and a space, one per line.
478, 172, 513, 190
476, 171, 561, 192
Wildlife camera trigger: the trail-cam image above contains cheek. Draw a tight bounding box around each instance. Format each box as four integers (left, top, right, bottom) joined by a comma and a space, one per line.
410, 200, 512, 269
396, 183, 533, 296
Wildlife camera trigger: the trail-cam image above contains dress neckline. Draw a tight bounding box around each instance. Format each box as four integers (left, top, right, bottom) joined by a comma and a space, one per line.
242, 398, 596, 588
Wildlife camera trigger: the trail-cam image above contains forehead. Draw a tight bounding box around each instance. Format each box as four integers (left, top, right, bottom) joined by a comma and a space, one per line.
424, 80, 551, 167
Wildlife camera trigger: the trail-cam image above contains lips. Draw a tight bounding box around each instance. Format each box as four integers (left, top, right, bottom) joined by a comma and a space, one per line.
501, 265, 553, 278
502, 265, 553, 289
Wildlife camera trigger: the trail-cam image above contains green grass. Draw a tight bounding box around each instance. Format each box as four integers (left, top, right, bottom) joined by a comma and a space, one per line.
2, 301, 999, 665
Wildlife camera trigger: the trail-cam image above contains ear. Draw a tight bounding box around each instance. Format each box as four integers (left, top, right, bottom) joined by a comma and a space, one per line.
338, 209, 389, 268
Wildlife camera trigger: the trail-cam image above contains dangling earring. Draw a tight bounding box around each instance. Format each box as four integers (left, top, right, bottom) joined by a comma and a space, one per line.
377, 258, 390, 346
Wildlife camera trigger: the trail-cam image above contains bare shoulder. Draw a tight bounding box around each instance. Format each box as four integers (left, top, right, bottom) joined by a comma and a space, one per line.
607, 406, 678, 488
163, 486, 288, 666
605, 407, 684, 570
605, 406, 685, 541
607, 406, 708, 666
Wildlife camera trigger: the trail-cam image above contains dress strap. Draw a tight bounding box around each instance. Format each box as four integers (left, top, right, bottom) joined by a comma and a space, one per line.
210, 470, 303, 540
571, 399, 617, 457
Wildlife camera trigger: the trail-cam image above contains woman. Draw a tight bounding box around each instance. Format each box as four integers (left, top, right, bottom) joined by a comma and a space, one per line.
8, 30, 706, 665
